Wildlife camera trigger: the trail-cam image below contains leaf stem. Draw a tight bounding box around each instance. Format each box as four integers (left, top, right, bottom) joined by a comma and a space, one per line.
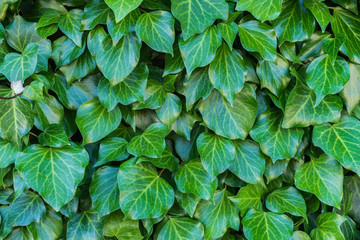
158, 168, 165, 176
29, 132, 38, 138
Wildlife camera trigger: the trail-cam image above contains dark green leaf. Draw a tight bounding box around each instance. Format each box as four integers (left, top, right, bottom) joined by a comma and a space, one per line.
310, 212, 346, 240
59, 9, 83, 47
38, 124, 70, 147
95, 137, 129, 167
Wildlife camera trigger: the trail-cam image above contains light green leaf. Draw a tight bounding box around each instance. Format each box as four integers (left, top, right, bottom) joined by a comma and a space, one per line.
178, 26, 222, 75
96, 34, 142, 85
37, 24, 58, 39
127, 122, 168, 158
242, 210, 293, 240
174, 159, 217, 200
218, 22, 238, 50
291, 231, 311, 240
323, 36, 345, 63
238, 20, 277, 62
171, 0, 228, 40
28, 207, 63, 240
195, 189, 240, 239
135, 10, 175, 54
66, 210, 104, 240
340, 63, 360, 113
59, 9, 83, 47
16, 144, 89, 211
137, 145, 179, 171
132, 79, 166, 110
310, 212, 346, 240
294, 154, 343, 208
312, 116, 360, 176
36, 10, 61, 38
0, 140, 20, 168
209, 43, 247, 104
90, 166, 120, 216
279, 41, 302, 64
228, 140, 266, 184
38, 124, 70, 148
104, 0, 143, 22
157, 217, 204, 240
199, 85, 257, 140
272, 0, 315, 45
0, 88, 34, 150
236, 0, 283, 21
304, 0, 332, 32
305, 54, 350, 106
103, 210, 142, 240
156, 93, 182, 128
76, 98, 122, 145
23, 80, 44, 102
175, 191, 201, 218
250, 108, 304, 162
0, 43, 38, 82
107, 10, 141, 45
197, 132, 235, 178
95, 137, 129, 167
117, 159, 174, 219
265, 186, 307, 220
81, 0, 109, 31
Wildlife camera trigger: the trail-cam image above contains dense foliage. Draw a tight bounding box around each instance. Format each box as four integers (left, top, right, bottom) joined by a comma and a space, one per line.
0, 0, 359, 239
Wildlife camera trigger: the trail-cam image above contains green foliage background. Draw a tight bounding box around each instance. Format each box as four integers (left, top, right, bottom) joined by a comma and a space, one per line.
0, 0, 359, 239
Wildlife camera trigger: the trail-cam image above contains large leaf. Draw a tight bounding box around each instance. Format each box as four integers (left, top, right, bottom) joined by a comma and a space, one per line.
16, 144, 89, 211
117, 159, 174, 219
58, 9, 83, 47
104, 0, 143, 22
294, 154, 343, 208
236, 0, 283, 21
171, 0, 228, 40
66, 210, 104, 240
312, 116, 360, 175
310, 212, 346, 240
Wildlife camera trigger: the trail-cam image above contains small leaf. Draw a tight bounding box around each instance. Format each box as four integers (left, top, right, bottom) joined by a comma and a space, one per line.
59, 9, 83, 47
66, 210, 104, 240
28, 207, 63, 240
137, 145, 179, 171
103, 210, 142, 240
0, 139, 20, 168
133, 79, 166, 110
175, 191, 201, 218
38, 124, 70, 148
104, 0, 143, 22
81, 0, 109, 31
107, 10, 141, 45
95, 137, 129, 167
310, 212, 346, 240
322, 36, 345, 62
218, 22, 238, 50
236, 0, 283, 21
157, 217, 204, 240
23, 80, 44, 102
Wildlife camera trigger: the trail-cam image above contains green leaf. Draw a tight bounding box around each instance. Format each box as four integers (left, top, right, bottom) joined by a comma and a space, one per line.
36, 10, 61, 29
156, 93, 182, 128
310, 212, 346, 240
294, 154, 343, 208
0, 43, 38, 82
35, 39, 52, 72
96, 34, 142, 85
95, 137, 129, 167
250, 108, 304, 162
76, 98, 122, 145
340, 65, 360, 114
178, 26, 222, 75
117, 159, 174, 219
175, 191, 201, 218
34, 94, 64, 131
344, 176, 360, 222
104, 0, 143, 22
236, 0, 283, 21
305, 54, 350, 106
132, 79, 166, 110
229, 184, 266, 217
90, 166, 120, 216
52, 36, 85, 67
0, 139, 20, 168
16, 144, 89, 211
238, 20, 277, 62
279, 41, 302, 64
228, 140, 266, 184
157, 217, 204, 240
197, 132, 235, 178
199, 84, 257, 140
272, 0, 315, 45
174, 159, 217, 200
59, 9, 83, 47
103, 210, 142, 240
66, 210, 104, 240
292, 231, 311, 240
242, 210, 293, 240
81, 0, 109, 31
163, 40, 185, 76
127, 122, 168, 158
171, 111, 200, 140
3, 227, 33, 240
28, 207, 63, 240
23, 80, 44, 102
332, 8, 360, 64
0, 88, 34, 150
171, 0, 228, 40
304, 0, 332, 33
107, 10, 141, 45
195, 189, 240, 239
312, 116, 360, 175
209, 43, 247, 104
137, 145, 179, 171
323, 36, 345, 63
331, 0, 358, 14
265, 186, 307, 220
297, 31, 331, 61
135, 10, 175, 54
218, 22, 238, 50
38, 124, 70, 148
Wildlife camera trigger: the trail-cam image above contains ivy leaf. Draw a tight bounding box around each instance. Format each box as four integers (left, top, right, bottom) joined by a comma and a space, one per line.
38, 124, 70, 148
0, 43, 38, 82
104, 0, 143, 22
175, 191, 201, 218
96, 34, 142, 85
238, 20, 277, 62
16, 144, 89, 211
34, 94, 64, 131
323, 36, 345, 63
95, 137, 129, 167
218, 22, 238, 50
28, 207, 63, 240
292, 231, 311, 240
156, 93, 182, 128
312, 116, 360, 175
196, 132, 235, 178
90, 166, 120, 217
242, 210, 293, 240
81, 0, 109, 31
341, 65, 360, 114
58, 9, 83, 47
164, 39, 185, 76
137, 145, 179, 171
171, 0, 228, 40
345, 176, 360, 222
310, 212, 346, 240
236, 0, 283, 21
294, 154, 343, 208
132, 79, 166, 110
171, 111, 200, 140
297, 31, 331, 61
0, 139, 20, 168
135, 10, 175, 55
107, 10, 141, 45
304, 0, 332, 33
76, 98, 122, 145
157, 217, 204, 240
36, 39, 52, 72
305, 54, 350, 106
209, 43, 247, 105
199, 84, 257, 140
66, 210, 104, 240
179, 26, 222, 75
23, 80, 44, 103
265, 186, 307, 220
195, 189, 240, 239
250, 108, 304, 162
103, 210, 142, 240
174, 159, 217, 200
117, 159, 174, 219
